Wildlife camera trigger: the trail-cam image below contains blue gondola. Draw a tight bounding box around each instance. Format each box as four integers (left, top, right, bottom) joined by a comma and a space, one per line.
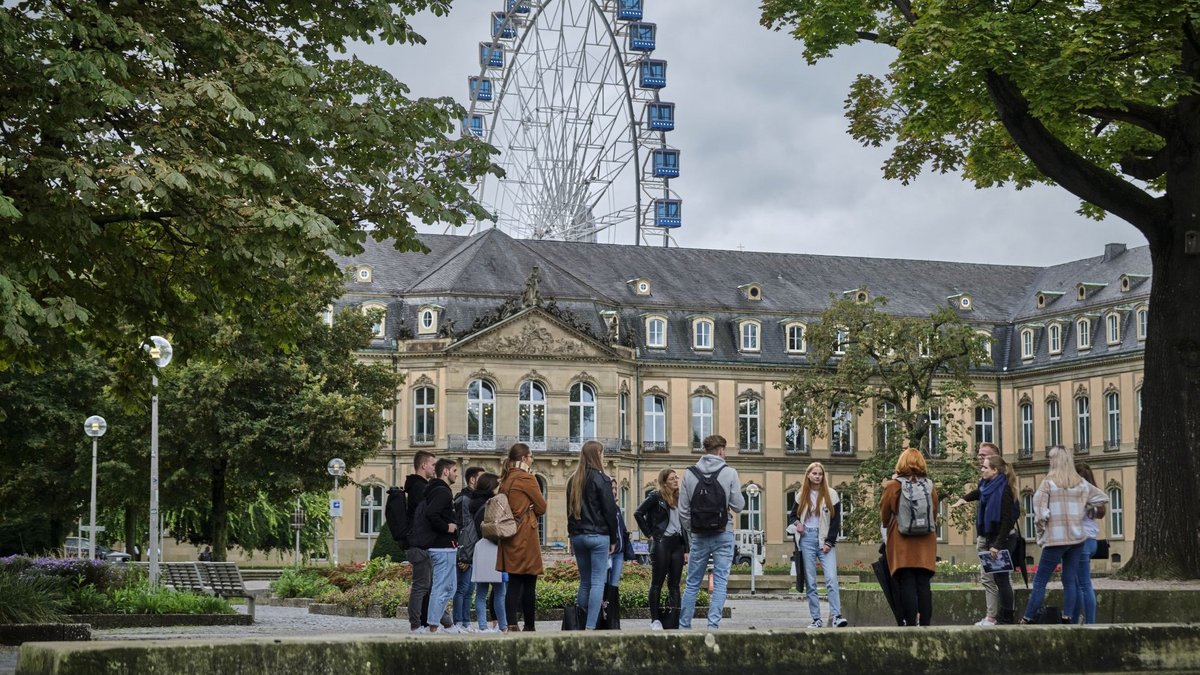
639, 60, 666, 88
491, 12, 516, 39
469, 76, 493, 102
652, 148, 680, 178
479, 43, 505, 68
617, 0, 643, 20
463, 114, 486, 138
654, 199, 681, 228
506, 0, 531, 14
628, 22, 656, 51
647, 102, 675, 131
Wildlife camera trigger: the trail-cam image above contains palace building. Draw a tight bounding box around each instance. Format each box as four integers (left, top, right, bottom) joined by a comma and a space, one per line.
330, 230, 1147, 568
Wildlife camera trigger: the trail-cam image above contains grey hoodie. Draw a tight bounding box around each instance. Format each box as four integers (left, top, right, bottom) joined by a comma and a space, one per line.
679, 453, 744, 534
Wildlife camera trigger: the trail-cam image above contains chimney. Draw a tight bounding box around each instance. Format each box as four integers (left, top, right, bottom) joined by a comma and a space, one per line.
1104, 243, 1127, 262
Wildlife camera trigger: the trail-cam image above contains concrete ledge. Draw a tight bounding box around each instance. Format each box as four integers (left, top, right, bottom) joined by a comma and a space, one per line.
17, 624, 1200, 674
308, 604, 732, 621
0, 624, 89, 647
65, 614, 253, 629
841, 588, 1200, 626
257, 597, 313, 608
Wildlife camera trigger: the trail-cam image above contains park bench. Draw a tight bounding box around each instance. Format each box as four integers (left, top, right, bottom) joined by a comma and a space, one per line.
198, 561, 256, 620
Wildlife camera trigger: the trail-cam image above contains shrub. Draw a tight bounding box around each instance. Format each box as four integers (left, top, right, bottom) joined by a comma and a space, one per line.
370, 524, 405, 563
106, 587, 234, 615
271, 565, 336, 599
0, 566, 66, 624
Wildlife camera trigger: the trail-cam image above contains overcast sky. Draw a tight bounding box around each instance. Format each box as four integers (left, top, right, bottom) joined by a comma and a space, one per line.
353, 2, 1147, 267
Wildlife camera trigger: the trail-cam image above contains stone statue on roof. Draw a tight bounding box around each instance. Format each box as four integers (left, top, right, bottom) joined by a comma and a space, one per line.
522, 266, 541, 307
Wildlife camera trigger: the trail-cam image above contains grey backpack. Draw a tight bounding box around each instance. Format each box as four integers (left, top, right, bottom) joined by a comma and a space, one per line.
896, 477, 934, 536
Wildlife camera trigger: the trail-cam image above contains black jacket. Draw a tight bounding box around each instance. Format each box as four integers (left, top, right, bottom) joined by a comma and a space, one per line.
453, 487, 475, 527
385, 486, 407, 541
404, 474, 429, 527
423, 478, 457, 549
468, 490, 493, 535
963, 487, 1019, 550
634, 490, 672, 539
566, 468, 619, 543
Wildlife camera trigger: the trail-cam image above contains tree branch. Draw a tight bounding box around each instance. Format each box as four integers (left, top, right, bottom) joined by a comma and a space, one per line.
890, 0, 917, 24
1081, 102, 1173, 138
984, 70, 1169, 235
857, 31, 881, 42
91, 211, 177, 225
1120, 148, 1170, 181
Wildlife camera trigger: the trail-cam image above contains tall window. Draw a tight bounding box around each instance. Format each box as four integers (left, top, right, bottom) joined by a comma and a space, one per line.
785, 417, 808, 454
740, 321, 760, 352
619, 391, 630, 448
1047, 398, 1062, 448
1075, 395, 1091, 450
693, 319, 713, 350
1108, 486, 1124, 537
1136, 308, 1148, 340
359, 485, 384, 536
830, 404, 854, 455
364, 304, 386, 338
1021, 329, 1034, 359
786, 323, 806, 353
1049, 323, 1063, 354
537, 476, 548, 545
935, 501, 947, 541
974, 405, 995, 444
691, 395, 714, 449
620, 486, 629, 516
518, 381, 547, 448
1022, 493, 1035, 540
1106, 314, 1121, 345
1019, 402, 1034, 456
413, 386, 436, 444
1105, 391, 1121, 449
740, 488, 762, 530
643, 394, 667, 450
568, 382, 597, 448
1077, 318, 1092, 350
925, 407, 942, 456
738, 396, 761, 450
876, 402, 898, 450
646, 317, 666, 348
785, 489, 798, 531
833, 328, 849, 355
467, 379, 496, 448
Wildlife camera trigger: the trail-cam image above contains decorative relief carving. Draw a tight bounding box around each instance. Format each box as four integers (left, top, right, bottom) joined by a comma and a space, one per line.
521, 369, 546, 386
644, 385, 669, 398
693, 384, 715, 398
412, 374, 434, 387
1017, 393, 1033, 406
469, 322, 594, 357
1074, 383, 1090, 398
738, 387, 762, 401
1104, 383, 1120, 395
467, 367, 495, 384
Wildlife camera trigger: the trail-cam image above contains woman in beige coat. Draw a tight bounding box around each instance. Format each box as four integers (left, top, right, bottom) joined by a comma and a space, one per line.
881, 447, 939, 626
497, 442, 547, 632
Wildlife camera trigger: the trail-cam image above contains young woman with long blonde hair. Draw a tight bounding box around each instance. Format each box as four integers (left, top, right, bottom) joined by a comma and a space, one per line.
635, 467, 686, 629
787, 461, 848, 627
566, 440, 619, 630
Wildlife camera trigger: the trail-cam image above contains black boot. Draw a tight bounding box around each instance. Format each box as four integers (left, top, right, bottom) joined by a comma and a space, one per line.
999, 609, 1015, 624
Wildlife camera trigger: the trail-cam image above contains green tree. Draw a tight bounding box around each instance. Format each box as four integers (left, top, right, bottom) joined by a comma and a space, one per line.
0, 1, 498, 373
760, 0, 1200, 578
777, 297, 985, 540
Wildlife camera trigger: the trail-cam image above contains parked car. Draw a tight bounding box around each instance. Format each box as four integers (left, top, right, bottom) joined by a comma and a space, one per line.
63, 537, 131, 563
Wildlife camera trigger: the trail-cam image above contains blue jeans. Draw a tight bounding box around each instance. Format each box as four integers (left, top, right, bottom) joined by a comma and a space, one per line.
572, 533, 611, 629
800, 529, 841, 621
475, 581, 507, 630
680, 529, 734, 629
1022, 543, 1082, 622
453, 565, 474, 626
426, 549, 457, 629
1072, 538, 1098, 624
609, 548, 625, 586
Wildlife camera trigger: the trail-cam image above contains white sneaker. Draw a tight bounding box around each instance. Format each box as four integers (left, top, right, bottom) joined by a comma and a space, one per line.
808, 618, 823, 628
975, 616, 998, 626
479, 626, 501, 633
832, 615, 848, 628
650, 620, 664, 631
441, 624, 464, 634
411, 626, 429, 634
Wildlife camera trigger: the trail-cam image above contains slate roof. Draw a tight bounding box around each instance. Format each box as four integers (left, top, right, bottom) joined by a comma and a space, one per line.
333, 230, 1152, 373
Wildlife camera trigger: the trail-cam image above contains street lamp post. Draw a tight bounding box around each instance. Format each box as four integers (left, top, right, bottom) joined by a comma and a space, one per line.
291, 495, 306, 566
327, 458, 345, 566
83, 415, 108, 560
145, 336, 172, 586
363, 494, 375, 561
745, 483, 761, 596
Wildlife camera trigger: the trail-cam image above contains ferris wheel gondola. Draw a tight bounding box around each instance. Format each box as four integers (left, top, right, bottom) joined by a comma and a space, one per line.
459, 0, 682, 245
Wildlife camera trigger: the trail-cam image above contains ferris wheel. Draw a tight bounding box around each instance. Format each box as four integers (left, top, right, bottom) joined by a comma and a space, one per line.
460, 0, 682, 246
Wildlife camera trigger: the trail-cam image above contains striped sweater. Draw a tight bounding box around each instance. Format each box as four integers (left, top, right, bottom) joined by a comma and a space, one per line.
1033, 479, 1109, 547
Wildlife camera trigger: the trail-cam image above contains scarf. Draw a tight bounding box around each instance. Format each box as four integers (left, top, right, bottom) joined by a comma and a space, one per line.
976, 473, 1008, 536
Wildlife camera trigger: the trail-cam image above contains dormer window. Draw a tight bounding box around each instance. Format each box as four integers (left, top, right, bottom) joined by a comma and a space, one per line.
1105, 313, 1121, 345
321, 305, 334, 326
784, 322, 806, 354
1136, 306, 1148, 340
1119, 274, 1149, 293
1077, 282, 1107, 301
833, 327, 849, 355
1077, 317, 1093, 350
600, 310, 620, 342
418, 305, 443, 336
949, 293, 973, 311
978, 331, 993, 363
355, 265, 373, 283
844, 288, 869, 304
739, 320, 761, 352
362, 303, 387, 338
1048, 322, 1063, 355
692, 318, 714, 350
645, 316, 667, 348
739, 283, 763, 301
628, 278, 652, 296
1036, 290, 1064, 309
1021, 328, 1035, 360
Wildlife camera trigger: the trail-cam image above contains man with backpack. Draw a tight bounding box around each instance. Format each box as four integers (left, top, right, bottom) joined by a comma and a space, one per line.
678, 434, 744, 630
420, 458, 461, 633
404, 451, 444, 632
452, 466, 484, 631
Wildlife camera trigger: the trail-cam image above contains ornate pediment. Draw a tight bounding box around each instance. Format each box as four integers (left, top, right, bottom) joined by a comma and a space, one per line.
412, 374, 434, 387
692, 384, 715, 398
452, 310, 615, 359
1075, 383, 1090, 398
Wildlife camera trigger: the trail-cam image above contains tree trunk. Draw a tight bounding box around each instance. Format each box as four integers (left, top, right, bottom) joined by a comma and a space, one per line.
123, 504, 138, 560
211, 463, 228, 562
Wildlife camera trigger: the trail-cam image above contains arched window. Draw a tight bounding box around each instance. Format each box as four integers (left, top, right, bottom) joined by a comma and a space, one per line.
1022, 492, 1036, 541
412, 385, 436, 445
1106, 313, 1121, 345
1077, 318, 1092, 350
924, 407, 942, 456
1046, 397, 1062, 448
876, 401, 898, 450
691, 395, 713, 450
978, 332, 993, 363
467, 379, 496, 449
619, 391, 630, 449
936, 501, 947, 541
620, 485, 629, 516
786, 323, 806, 353
1020, 329, 1034, 359
1048, 323, 1063, 354
830, 403, 854, 455
833, 327, 849, 355
1136, 307, 1148, 340
1019, 402, 1034, 457
359, 484, 384, 536
784, 489, 798, 535
693, 318, 713, 350
569, 382, 596, 449
519, 381, 547, 449
1108, 486, 1124, 538
646, 317, 667, 348
363, 303, 386, 338
739, 320, 760, 352
738, 396, 760, 451
1075, 395, 1091, 451
536, 475, 548, 545
974, 405, 995, 444
785, 417, 808, 454
838, 492, 854, 541
1105, 391, 1121, 450
739, 486, 762, 531
643, 394, 667, 451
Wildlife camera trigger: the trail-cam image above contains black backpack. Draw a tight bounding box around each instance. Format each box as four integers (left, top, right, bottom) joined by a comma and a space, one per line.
384, 487, 408, 544
687, 465, 728, 533
456, 503, 482, 565
408, 498, 435, 550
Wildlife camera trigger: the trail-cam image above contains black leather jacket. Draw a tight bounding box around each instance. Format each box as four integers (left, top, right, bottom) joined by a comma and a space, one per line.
566, 468, 619, 543
634, 490, 671, 538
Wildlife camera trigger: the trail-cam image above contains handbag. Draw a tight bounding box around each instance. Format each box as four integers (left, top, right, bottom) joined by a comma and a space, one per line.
560, 602, 586, 631
1092, 539, 1110, 560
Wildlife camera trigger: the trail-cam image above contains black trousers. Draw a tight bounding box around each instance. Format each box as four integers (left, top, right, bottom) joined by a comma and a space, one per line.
649, 534, 684, 627
896, 568, 934, 626
506, 573, 538, 630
